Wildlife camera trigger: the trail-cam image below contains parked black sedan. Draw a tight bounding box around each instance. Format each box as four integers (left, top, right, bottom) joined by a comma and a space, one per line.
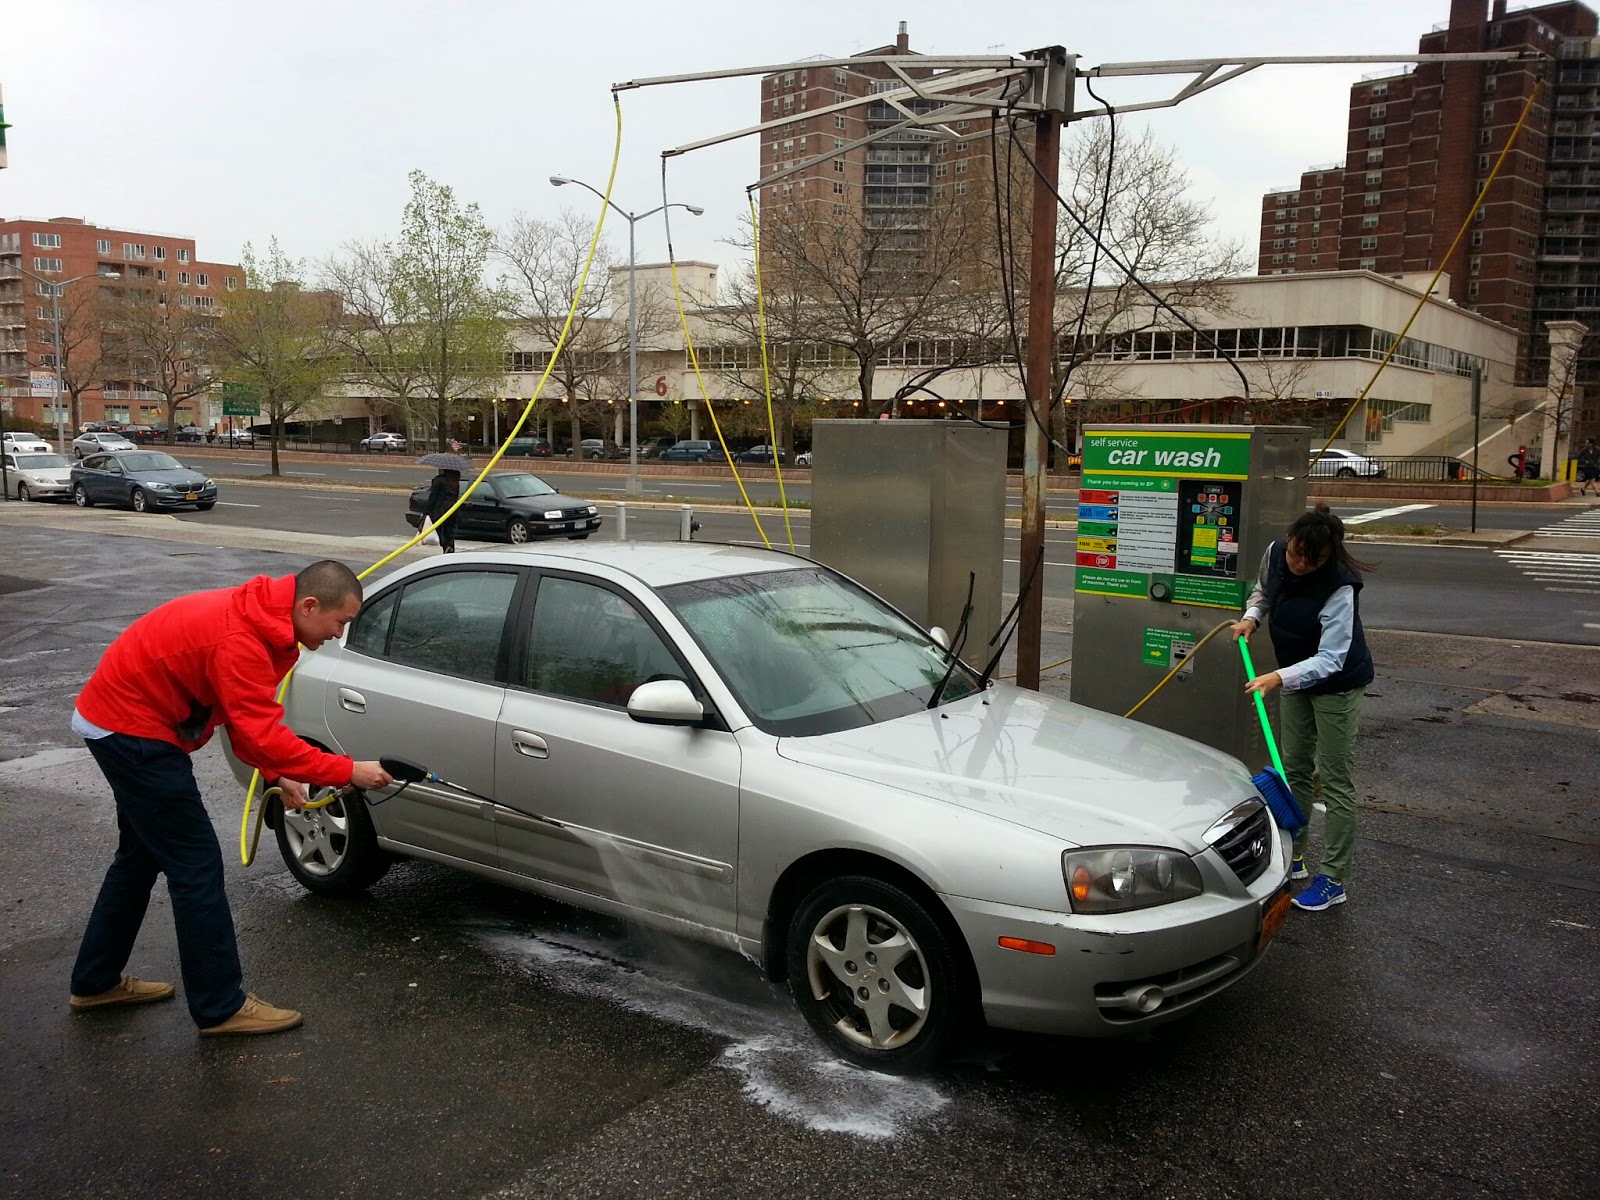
405, 472, 600, 544
70, 451, 218, 512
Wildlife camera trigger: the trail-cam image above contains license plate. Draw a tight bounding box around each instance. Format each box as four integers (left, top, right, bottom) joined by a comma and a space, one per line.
565, 521, 576, 530
1258, 887, 1291, 950
184, 492, 199, 500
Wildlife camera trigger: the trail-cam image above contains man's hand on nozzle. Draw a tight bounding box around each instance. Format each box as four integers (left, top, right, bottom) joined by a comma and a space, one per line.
351, 761, 394, 791
1230, 618, 1258, 641
276, 779, 309, 809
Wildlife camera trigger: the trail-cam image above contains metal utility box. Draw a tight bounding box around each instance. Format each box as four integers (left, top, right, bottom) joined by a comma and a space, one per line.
809, 419, 1007, 650
1069, 424, 1309, 765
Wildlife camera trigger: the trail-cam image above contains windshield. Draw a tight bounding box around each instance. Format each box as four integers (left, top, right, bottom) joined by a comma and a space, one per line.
496, 474, 556, 499
16, 453, 70, 469
115, 452, 185, 471
659, 566, 981, 736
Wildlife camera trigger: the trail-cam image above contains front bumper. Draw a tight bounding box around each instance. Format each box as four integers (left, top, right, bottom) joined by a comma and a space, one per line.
943, 829, 1291, 1037
149, 487, 218, 508
21, 480, 71, 498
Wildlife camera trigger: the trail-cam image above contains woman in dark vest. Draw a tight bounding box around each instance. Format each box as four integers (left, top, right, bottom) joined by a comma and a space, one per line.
423, 468, 461, 554
1231, 505, 1374, 912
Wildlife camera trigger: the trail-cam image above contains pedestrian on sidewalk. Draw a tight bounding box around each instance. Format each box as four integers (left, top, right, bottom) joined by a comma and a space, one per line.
423, 467, 462, 554
68, 561, 393, 1035
1577, 438, 1598, 497
1231, 505, 1375, 912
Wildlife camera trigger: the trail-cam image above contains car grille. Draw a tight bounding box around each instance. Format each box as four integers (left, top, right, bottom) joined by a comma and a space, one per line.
1205, 799, 1273, 886
558, 507, 590, 520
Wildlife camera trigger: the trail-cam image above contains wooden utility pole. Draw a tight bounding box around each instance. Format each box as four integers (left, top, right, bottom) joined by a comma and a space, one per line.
1015, 49, 1071, 691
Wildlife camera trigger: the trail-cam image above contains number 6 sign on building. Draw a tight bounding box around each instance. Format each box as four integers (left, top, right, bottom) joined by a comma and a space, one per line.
654, 376, 668, 397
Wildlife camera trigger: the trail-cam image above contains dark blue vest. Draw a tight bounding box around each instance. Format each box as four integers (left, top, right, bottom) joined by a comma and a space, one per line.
1265, 540, 1374, 696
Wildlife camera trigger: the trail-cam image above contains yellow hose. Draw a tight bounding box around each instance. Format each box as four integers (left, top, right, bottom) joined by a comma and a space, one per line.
747, 192, 796, 553
240, 98, 627, 865
1123, 621, 1236, 719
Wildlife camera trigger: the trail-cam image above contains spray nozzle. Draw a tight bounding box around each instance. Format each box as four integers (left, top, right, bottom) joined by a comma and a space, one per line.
380, 756, 431, 784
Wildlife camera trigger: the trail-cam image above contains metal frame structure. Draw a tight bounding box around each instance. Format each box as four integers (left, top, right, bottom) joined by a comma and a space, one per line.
616, 45, 1543, 688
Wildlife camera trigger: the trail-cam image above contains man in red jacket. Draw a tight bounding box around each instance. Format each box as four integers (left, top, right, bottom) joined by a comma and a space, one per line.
69, 560, 393, 1036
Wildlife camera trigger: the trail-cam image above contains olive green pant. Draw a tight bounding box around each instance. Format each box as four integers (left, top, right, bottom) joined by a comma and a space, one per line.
1281, 687, 1364, 884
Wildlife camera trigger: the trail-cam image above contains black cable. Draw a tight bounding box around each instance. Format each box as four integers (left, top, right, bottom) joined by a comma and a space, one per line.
1007, 113, 1251, 399
1059, 75, 1117, 406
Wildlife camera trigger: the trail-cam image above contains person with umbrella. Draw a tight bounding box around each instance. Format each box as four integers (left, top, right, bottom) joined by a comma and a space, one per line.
418, 451, 471, 554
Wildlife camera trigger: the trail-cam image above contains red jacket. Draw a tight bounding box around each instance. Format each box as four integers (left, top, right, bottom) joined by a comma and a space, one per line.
76, 574, 354, 787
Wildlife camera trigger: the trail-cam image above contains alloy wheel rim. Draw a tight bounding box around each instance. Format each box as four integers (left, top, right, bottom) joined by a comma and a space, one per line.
281, 790, 349, 876
509, 521, 529, 543
74, 486, 88, 506
132, 490, 147, 512
18, 484, 28, 501
805, 902, 931, 1051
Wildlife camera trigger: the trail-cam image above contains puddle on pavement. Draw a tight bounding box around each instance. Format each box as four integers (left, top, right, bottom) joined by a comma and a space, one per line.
476, 924, 949, 1139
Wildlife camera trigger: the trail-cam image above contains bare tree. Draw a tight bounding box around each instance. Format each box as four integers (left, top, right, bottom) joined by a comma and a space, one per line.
323, 238, 432, 436
213, 238, 347, 475
29, 276, 112, 434
496, 208, 662, 450
104, 283, 222, 439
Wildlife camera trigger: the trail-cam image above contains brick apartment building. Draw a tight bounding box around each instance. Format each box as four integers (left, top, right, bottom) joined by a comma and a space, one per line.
1258, 0, 1599, 437
757, 23, 1005, 269
0, 215, 241, 428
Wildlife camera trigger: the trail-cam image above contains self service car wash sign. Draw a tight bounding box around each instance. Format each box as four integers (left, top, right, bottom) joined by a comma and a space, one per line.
1075, 429, 1251, 610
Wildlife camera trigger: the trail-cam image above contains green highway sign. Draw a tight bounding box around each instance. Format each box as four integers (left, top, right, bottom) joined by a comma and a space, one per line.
221, 382, 260, 417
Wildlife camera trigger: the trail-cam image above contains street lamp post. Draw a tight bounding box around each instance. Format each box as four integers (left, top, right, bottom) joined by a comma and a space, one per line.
17, 267, 119, 452
549, 176, 703, 497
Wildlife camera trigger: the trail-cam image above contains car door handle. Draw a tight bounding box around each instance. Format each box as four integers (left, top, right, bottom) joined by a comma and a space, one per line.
337, 688, 367, 714
511, 730, 549, 759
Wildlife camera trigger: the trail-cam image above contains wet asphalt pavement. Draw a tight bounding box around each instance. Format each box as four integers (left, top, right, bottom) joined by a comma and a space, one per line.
1, 528, 1597, 1199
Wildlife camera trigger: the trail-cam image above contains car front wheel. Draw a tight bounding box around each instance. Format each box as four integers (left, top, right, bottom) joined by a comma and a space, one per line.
785, 874, 966, 1073
1336, 467, 1357, 478
17, 483, 30, 501
274, 788, 390, 897
130, 487, 150, 513
73, 484, 93, 507
507, 517, 531, 543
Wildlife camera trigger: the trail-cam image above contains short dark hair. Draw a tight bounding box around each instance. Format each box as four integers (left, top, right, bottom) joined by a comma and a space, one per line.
295, 560, 362, 608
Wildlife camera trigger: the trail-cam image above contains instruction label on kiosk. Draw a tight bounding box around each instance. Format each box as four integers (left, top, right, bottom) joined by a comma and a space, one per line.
1075, 430, 1251, 610
1142, 626, 1197, 671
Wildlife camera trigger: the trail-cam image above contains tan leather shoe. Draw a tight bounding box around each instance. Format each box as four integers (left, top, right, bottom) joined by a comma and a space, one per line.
70, 974, 176, 1011
199, 994, 303, 1037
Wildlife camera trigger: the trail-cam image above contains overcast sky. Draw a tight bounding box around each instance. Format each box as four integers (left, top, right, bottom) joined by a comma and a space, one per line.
4, 0, 1463, 282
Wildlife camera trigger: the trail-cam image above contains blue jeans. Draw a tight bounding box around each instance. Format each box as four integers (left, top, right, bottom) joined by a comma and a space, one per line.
71, 733, 247, 1027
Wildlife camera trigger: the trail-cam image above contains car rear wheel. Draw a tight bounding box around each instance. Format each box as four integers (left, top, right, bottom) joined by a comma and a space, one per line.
72, 484, 93, 507
507, 517, 532, 543
275, 788, 390, 897
130, 488, 150, 513
786, 875, 965, 1073
1336, 467, 1357, 478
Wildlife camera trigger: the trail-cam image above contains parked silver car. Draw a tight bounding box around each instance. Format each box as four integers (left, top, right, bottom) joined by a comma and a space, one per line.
4, 450, 74, 500
71, 431, 136, 458
226, 544, 1290, 1070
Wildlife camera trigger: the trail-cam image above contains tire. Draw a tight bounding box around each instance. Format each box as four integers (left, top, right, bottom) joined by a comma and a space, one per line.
1336, 467, 1357, 478
695, 454, 708, 463
785, 874, 968, 1073
73, 484, 93, 507
507, 517, 532, 544
17, 483, 30, 502
274, 788, 391, 897
130, 487, 150, 513
195, 501, 216, 511
587, 450, 601, 460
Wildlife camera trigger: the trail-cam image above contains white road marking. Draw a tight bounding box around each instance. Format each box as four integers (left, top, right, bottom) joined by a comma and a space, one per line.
1545, 587, 1600, 595
215, 502, 261, 508
1532, 510, 1600, 539
348, 469, 391, 474
1342, 504, 1436, 525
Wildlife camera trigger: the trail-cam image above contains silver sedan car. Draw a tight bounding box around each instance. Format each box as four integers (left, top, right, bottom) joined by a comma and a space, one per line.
228, 543, 1291, 1070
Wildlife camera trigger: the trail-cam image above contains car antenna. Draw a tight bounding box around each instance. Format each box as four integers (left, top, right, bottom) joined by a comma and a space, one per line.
976, 546, 1045, 690
927, 571, 975, 710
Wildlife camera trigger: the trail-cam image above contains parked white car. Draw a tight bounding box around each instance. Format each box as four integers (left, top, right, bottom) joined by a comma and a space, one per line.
1306, 448, 1385, 479
360, 432, 409, 452
71, 431, 136, 459
4, 450, 75, 500
3, 431, 53, 455
795, 450, 813, 468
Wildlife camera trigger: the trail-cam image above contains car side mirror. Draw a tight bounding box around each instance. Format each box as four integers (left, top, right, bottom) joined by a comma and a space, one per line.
627, 679, 705, 726
929, 626, 951, 651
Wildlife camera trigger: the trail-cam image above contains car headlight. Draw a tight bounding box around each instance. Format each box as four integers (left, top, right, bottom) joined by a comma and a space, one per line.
542, 510, 563, 519
1062, 847, 1203, 914
203, 479, 215, 488
150, 482, 176, 491
585, 505, 598, 515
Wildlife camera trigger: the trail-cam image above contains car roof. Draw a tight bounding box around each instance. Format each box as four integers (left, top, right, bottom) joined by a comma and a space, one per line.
442, 541, 812, 589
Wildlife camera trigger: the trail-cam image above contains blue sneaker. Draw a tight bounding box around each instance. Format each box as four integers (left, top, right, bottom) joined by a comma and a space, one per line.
1292, 874, 1346, 911
1289, 857, 1310, 882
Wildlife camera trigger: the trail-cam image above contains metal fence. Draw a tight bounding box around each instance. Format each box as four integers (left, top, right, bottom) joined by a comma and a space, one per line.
1312, 455, 1505, 482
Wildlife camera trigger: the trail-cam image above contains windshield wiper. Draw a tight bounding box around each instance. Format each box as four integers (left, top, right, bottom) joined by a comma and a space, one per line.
927, 571, 975, 710
977, 546, 1044, 690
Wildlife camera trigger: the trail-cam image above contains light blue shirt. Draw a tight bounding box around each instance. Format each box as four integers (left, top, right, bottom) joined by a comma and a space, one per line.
1243, 547, 1357, 693
71, 709, 115, 740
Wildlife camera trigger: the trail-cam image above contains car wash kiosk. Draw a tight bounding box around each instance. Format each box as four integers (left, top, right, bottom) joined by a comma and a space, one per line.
1069, 424, 1309, 764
